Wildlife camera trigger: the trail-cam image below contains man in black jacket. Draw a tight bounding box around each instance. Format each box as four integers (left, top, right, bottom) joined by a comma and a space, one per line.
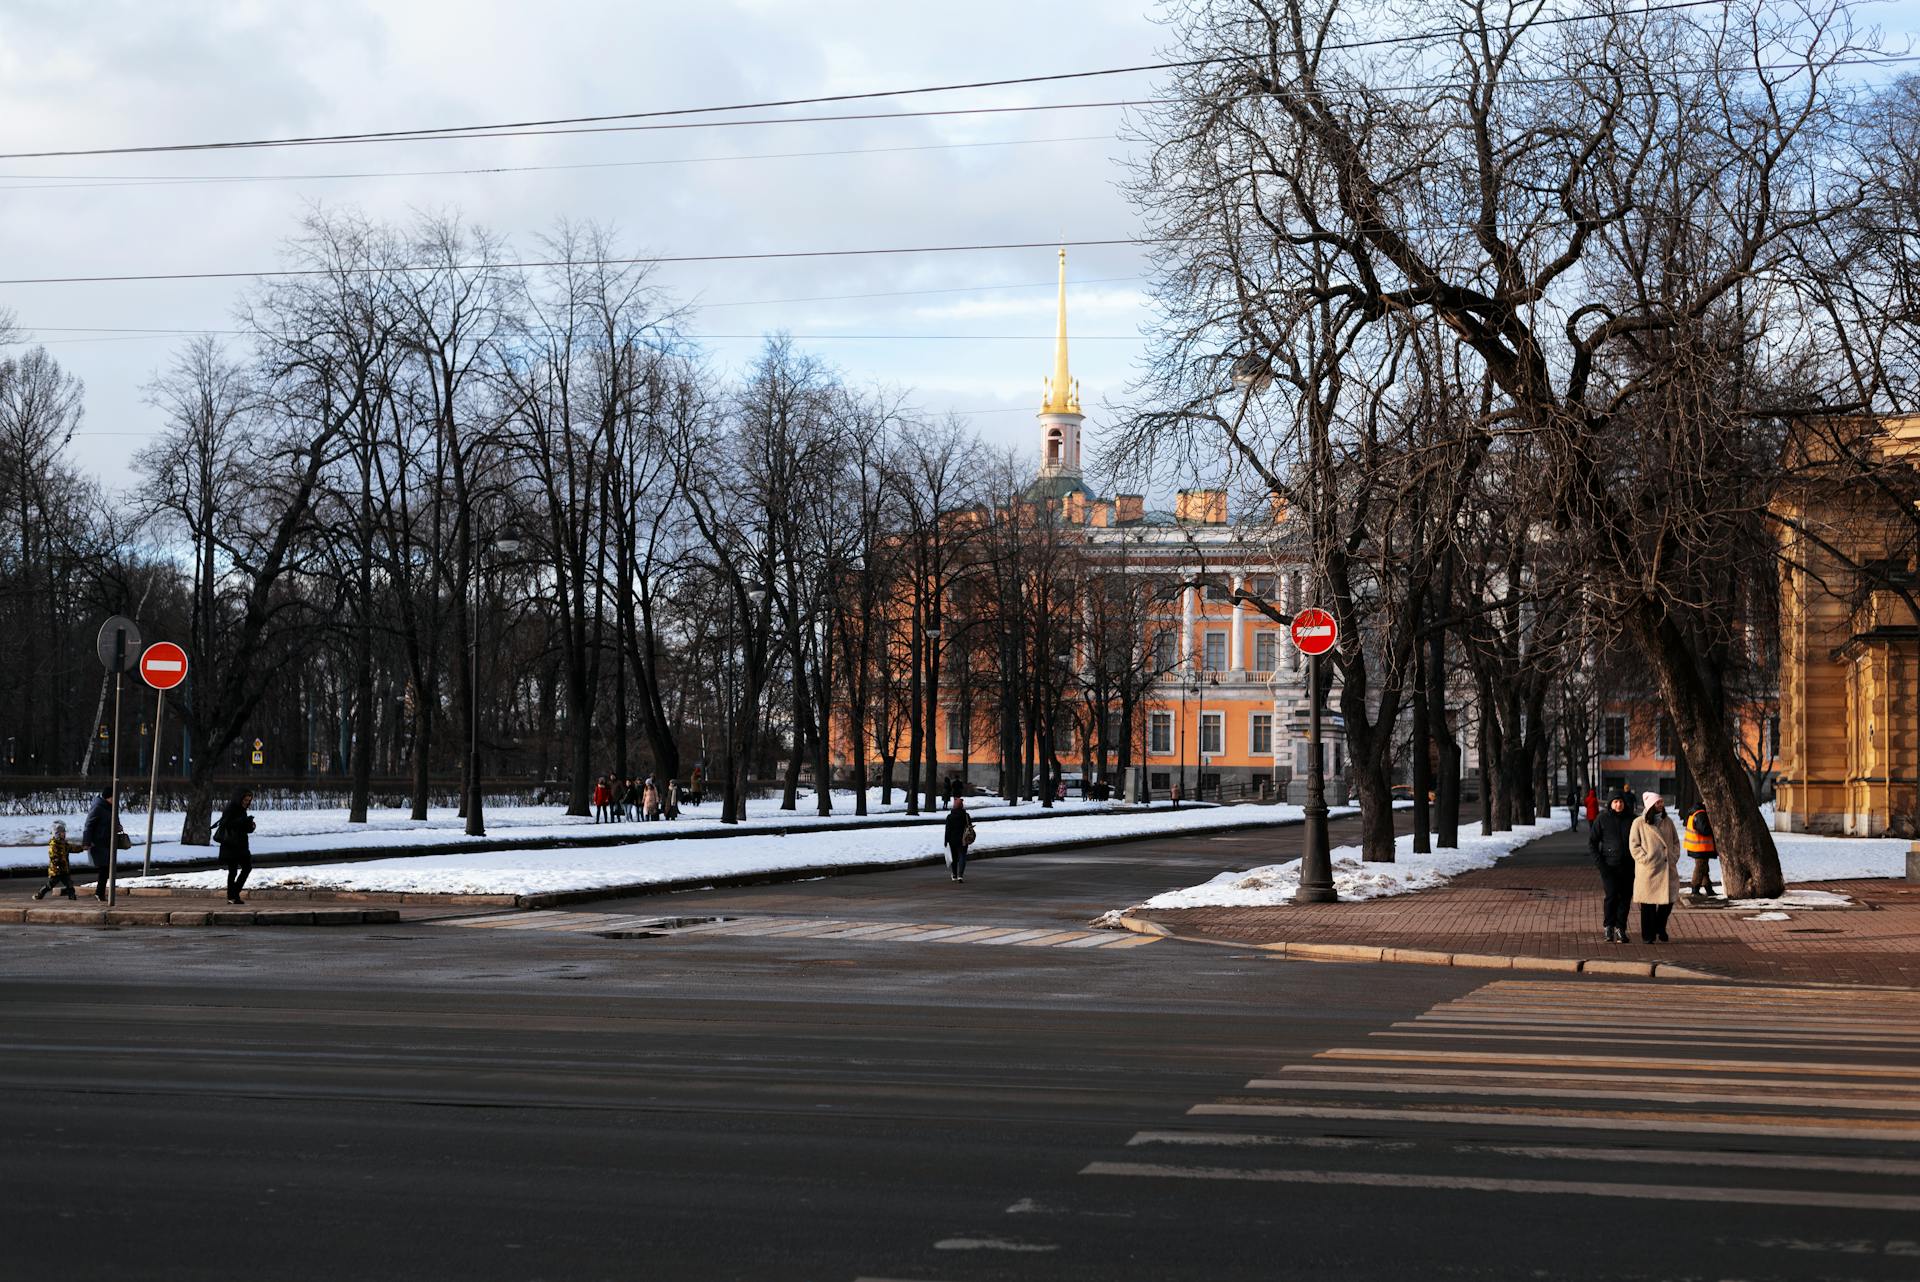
1588, 793, 1634, 943
943, 797, 974, 883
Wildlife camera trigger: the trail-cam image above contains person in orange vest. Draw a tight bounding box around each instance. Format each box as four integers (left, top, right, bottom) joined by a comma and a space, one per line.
1683, 805, 1717, 898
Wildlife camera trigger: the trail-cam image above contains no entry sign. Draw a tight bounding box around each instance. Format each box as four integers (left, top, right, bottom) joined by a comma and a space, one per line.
139, 641, 189, 691
1290, 607, 1339, 656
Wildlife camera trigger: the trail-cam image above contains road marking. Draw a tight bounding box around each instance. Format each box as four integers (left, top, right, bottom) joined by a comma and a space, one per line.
1079, 1161, 1920, 1213
1126, 1130, 1920, 1177
1011, 931, 1093, 947
1394, 1019, 1920, 1047
1317, 1047, 1920, 1079
1245, 1078, 1920, 1112
431, 910, 1163, 955
1375, 1030, 1920, 1053
1189, 1101, 1920, 1141
1277, 1065, 1920, 1095
1096, 934, 1161, 949
932, 1237, 1058, 1252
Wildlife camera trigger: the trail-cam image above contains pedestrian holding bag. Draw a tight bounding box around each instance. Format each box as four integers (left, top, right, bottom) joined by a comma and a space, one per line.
964, 823, 976, 847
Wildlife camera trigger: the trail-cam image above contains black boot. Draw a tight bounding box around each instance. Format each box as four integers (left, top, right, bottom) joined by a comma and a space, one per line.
32, 887, 47, 900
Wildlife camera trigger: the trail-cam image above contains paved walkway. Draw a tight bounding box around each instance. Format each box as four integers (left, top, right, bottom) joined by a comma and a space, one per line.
1138, 824, 1920, 988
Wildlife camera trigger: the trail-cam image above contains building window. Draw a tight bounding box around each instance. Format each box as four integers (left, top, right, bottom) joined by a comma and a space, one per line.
1149, 712, 1173, 756
1250, 712, 1273, 756
1152, 630, 1176, 674
1153, 580, 1182, 602
946, 714, 966, 754
1768, 714, 1780, 758
1288, 571, 1302, 612
1250, 575, 1277, 600
1150, 772, 1171, 792
1655, 717, 1674, 760
1602, 715, 1628, 758
1201, 712, 1224, 756
1046, 429, 1062, 464
1289, 641, 1302, 673
1203, 631, 1227, 671
1205, 581, 1231, 603
1053, 720, 1074, 754
1254, 632, 1279, 672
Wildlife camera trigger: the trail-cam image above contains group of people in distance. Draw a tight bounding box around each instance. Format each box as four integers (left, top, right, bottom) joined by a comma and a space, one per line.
1581, 785, 1716, 945
591, 769, 698, 823
34, 785, 257, 905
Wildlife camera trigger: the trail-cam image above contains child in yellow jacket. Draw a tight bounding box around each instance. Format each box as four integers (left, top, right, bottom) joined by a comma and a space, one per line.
32, 821, 81, 900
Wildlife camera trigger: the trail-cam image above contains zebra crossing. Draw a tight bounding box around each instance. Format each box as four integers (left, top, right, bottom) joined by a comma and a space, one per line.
1082, 979, 1920, 1223
431, 908, 1161, 952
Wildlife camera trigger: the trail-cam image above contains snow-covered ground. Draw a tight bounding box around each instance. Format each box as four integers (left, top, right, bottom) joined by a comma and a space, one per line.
1136, 811, 1571, 910
0, 790, 1122, 873
1130, 807, 1913, 912
124, 802, 1363, 897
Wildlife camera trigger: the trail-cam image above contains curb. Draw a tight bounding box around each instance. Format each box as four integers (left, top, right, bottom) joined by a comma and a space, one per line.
0, 904, 400, 929
1112, 916, 1724, 981
93, 811, 1324, 911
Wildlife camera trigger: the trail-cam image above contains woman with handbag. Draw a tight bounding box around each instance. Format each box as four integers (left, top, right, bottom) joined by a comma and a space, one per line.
215, 789, 257, 905
943, 796, 975, 883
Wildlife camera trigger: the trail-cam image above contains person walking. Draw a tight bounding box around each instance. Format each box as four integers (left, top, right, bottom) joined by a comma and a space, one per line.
82, 787, 122, 902
1629, 791, 1682, 943
643, 777, 660, 822
665, 778, 681, 820
1683, 805, 1718, 899
215, 788, 256, 905
592, 776, 610, 824
32, 821, 81, 900
690, 765, 703, 808
943, 795, 974, 882
1587, 792, 1634, 943
1583, 786, 1599, 830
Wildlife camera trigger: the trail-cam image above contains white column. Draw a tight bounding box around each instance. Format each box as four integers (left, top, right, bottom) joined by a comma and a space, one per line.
1181, 586, 1196, 666
1229, 574, 1246, 672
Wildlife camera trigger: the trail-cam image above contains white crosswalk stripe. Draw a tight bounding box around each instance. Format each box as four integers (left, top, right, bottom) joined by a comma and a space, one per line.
1082, 979, 1920, 1217
429, 909, 1156, 952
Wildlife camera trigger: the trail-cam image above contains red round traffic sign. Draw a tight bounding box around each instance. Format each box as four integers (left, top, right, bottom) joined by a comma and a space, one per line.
1290, 607, 1339, 656
139, 641, 189, 691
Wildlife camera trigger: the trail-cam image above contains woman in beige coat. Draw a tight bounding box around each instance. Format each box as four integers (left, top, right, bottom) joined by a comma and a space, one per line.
1629, 791, 1682, 943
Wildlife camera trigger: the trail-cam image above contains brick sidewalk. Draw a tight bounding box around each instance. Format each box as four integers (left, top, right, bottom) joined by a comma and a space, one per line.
1137, 826, 1920, 988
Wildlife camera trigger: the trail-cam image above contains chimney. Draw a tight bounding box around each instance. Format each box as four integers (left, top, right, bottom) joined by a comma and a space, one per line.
1090, 499, 1113, 528
1268, 491, 1289, 524
1063, 491, 1086, 525
1115, 494, 1145, 524
1176, 488, 1228, 525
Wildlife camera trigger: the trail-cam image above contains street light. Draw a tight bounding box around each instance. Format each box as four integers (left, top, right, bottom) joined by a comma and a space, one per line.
467, 524, 522, 837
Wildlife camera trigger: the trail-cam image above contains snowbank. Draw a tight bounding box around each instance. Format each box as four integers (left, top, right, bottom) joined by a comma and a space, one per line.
122, 801, 1362, 898
0, 791, 1121, 874
1135, 811, 1569, 910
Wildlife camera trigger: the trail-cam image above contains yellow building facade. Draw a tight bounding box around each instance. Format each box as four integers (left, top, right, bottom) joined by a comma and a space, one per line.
1773, 418, 1920, 835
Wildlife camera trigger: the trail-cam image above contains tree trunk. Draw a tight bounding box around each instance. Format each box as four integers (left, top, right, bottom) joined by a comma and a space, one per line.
1410, 649, 1432, 854
1627, 600, 1783, 898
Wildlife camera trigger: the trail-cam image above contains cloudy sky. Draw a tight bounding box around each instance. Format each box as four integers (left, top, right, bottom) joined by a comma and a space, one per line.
0, 0, 1168, 490
5, 1, 1916, 494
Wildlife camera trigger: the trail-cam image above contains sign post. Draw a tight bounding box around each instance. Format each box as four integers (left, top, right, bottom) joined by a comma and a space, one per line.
138, 642, 189, 877
1289, 607, 1339, 904
95, 616, 142, 906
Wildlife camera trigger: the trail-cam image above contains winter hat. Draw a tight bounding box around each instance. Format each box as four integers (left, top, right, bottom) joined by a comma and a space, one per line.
51, 821, 66, 836
1642, 791, 1664, 812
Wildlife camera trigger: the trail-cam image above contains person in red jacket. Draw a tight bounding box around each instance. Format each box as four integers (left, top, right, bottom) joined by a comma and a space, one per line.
1582, 786, 1599, 831
592, 776, 611, 824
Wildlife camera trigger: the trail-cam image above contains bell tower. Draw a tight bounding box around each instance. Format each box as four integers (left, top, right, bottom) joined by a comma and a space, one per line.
1036, 248, 1083, 479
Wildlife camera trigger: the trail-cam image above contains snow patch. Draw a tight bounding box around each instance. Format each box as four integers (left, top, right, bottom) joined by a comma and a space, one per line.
1743, 911, 1792, 922
1135, 811, 1570, 910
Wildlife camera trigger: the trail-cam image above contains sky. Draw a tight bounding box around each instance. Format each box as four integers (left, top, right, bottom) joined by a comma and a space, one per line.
4, 1, 1917, 496
0, 0, 1167, 491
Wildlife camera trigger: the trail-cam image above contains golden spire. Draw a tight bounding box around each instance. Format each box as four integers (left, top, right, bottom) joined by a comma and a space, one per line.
1041, 247, 1080, 414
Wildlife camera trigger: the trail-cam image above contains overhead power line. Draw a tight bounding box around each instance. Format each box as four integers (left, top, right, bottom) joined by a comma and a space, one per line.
0, 134, 1113, 193
0, 0, 1746, 161
0, 238, 1152, 288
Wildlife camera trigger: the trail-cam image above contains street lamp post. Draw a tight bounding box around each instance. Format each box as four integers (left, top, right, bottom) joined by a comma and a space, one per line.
1294, 649, 1336, 903
467, 525, 522, 837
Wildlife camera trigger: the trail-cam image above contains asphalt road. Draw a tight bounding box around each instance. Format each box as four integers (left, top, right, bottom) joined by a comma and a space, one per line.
2, 815, 1917, 1281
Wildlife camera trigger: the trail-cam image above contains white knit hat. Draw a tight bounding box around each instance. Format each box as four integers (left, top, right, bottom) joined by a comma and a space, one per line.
1642, 791, 1664, 812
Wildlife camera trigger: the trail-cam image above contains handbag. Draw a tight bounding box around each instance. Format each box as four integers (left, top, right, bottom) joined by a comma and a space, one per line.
114, 829, 132, 851
964, 824, 976, 847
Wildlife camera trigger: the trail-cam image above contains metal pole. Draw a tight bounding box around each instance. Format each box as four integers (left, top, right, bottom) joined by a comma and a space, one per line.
1295, 651, 1335, 903
143, 690, 164, 877
108, 670, 123, 907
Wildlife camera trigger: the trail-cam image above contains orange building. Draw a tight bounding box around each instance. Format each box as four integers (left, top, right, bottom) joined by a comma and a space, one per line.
894, 252, 1328, 799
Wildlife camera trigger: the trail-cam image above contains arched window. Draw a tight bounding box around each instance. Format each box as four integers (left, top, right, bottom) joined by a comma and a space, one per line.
1047, 428, 1062, 464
